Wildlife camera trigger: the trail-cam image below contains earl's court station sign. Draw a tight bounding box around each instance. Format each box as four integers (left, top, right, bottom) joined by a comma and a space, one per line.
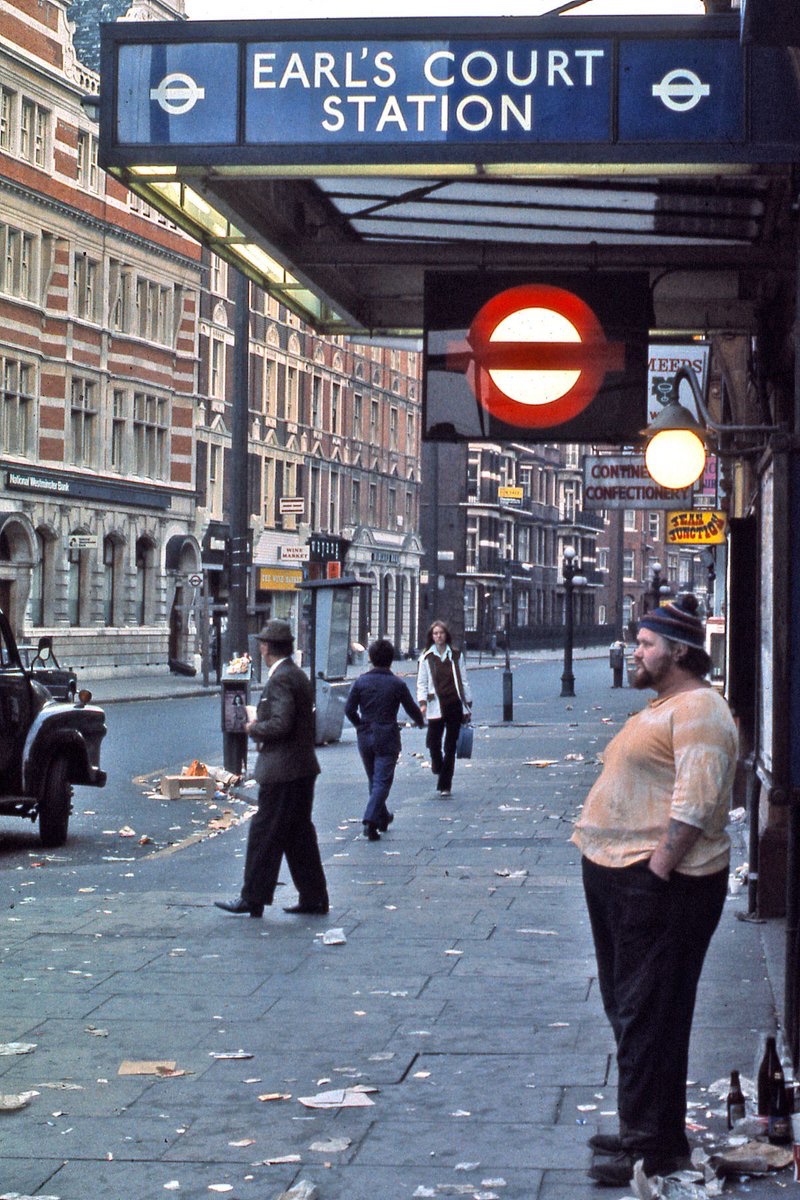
101, 14, 800, 441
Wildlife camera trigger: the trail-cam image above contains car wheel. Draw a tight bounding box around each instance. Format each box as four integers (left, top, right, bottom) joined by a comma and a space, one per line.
39, 755, 72, 847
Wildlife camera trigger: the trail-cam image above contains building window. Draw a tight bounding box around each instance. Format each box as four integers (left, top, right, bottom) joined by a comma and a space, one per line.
110, 389, 126, 472
648, 512, 661, 539
406, 412, 416, 455
263, 356, 275, 414
77, 131, 99, 191
311, 375, 322, 428
331, 382, 341, 434
286, 365, 298, 422
351, 477, 361, 522
0, 86, 15, 152
464, 584, 478, 632
624, 510, 638, 531
388, 487, 397, 525
370, 399, 379, 440
73, 254, 99, 321
210, 338, 225, 398
310, 464, 320, 528
1, 357, 34, 455
329, 470, 340, 530
1, 226, 37, 301
561, 483, 576, 522
133, 392, 168, 479
368, 481, 377, 524
353, 392, 362, 438
623, 549, 635, 580
70, 377, 97, 465
389, 406, 398, 449
209, 443, 222, 514
209, 254, 227, 296
263, 456, 274, 525
20, 99, 49, 167
516, 590, 529, 626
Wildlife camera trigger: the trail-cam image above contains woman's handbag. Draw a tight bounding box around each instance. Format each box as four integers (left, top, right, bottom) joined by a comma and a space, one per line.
456, 722, 474, 760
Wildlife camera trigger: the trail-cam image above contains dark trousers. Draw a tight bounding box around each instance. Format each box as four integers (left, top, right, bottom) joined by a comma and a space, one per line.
426, 702, 463, 792
242, 776, 328, 908
582, 857, 727, 1159
357, 726, 398, 826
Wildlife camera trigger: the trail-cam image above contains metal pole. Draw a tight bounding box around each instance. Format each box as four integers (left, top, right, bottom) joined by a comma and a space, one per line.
502, 565, 513, 721
222, 268, 251, 776
560, 568, 575, 698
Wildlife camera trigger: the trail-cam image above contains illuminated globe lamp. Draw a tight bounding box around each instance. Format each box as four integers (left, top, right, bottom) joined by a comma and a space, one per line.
643, 399, 708, 490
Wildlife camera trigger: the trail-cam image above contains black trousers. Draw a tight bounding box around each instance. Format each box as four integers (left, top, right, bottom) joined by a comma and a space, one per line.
426, 702, 463, 792
242, 775, 328, 908
582, 857, 727, 1159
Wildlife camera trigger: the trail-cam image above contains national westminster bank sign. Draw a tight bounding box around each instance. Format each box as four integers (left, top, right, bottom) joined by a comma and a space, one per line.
101, 15, 800, 171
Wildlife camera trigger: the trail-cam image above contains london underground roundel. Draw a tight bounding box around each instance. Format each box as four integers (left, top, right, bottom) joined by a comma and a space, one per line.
456, 284, 626, 429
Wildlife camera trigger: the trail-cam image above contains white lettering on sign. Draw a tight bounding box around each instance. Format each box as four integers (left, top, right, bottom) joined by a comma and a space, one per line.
253, 44, 605, 136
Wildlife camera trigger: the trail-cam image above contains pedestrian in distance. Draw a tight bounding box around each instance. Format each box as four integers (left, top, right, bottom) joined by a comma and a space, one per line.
214, 619, 329, 919
416, 619, 473, 798
344, 637, 425, 841
571, 593, 738, 1186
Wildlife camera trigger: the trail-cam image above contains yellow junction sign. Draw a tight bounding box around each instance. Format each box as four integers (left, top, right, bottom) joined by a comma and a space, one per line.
666, 511, 727, 545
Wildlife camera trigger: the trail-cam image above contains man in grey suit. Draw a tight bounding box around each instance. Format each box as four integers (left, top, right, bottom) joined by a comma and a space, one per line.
215, 619, 329, 918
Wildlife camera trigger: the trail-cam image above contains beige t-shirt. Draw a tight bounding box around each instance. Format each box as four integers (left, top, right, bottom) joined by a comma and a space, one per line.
571, 685, 738, 876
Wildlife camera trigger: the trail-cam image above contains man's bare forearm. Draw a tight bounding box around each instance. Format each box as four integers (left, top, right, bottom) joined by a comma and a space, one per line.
649, 819, 702, 880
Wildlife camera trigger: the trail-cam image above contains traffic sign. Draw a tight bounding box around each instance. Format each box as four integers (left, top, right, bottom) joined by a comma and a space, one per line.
188, 572, 203, 587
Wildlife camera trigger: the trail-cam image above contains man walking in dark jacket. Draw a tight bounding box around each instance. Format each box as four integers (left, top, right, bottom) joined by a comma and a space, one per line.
344, 638, 425, 841
214, 619, 329, 918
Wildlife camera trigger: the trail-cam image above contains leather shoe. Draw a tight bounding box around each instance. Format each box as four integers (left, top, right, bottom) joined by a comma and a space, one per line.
283, 901, 329, 915
588, 1133, 623, 1154
588, 1150, 690, 1186
363, 822, 381, 841
377, 811, 394, 833
214, 897, 264, 918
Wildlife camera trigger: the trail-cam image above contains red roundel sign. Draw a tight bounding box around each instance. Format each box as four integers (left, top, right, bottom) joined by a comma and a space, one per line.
447, 283, 626, 429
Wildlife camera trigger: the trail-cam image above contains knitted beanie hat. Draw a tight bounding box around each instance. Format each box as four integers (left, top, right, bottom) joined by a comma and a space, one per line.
637, 593, 705, 649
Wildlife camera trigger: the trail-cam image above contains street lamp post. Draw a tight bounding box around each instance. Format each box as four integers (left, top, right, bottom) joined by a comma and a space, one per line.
502, 562, 513, 722
560, 547, 587, 698
648, 561, 663, 614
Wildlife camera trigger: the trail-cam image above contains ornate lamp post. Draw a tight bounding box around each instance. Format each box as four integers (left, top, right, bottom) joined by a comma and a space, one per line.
502, 561, 513, 722
560, 547, 587, 698
647, 561, 670, 614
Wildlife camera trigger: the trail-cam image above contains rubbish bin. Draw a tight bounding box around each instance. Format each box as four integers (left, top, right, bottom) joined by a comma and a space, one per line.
315, 677, 352, 745
609, 641, 625, 689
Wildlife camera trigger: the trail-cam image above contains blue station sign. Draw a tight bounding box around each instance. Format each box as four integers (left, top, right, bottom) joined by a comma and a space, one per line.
102, 16, 800, 168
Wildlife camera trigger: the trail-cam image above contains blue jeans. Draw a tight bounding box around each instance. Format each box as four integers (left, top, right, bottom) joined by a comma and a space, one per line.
582, 857, 727, 1159
357, 725, 399, 826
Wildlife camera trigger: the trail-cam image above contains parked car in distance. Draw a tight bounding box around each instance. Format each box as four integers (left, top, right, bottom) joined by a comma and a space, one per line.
16, 637, 78, 702
0, 614, 106, 846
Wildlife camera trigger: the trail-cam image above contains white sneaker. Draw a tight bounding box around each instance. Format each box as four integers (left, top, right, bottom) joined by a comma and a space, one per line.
438, 789, 451, 797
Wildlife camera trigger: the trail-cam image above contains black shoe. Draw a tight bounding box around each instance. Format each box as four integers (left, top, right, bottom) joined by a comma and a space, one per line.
283, 901, 329, 915
377, 811, 394, 833
214, 897, 264, 918
363, 822, 381, 841
588, 1133, 623, 1154
588, 1151, 689, 1186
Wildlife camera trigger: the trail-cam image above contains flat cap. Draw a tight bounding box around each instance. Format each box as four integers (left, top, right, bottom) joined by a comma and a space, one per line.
256, 618, 294, 643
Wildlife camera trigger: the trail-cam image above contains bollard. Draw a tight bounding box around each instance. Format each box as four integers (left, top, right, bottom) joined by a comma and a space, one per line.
609, 641, 625, 689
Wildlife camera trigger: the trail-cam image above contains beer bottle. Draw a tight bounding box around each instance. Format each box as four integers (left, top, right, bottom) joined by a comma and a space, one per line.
757, 1036, 780, 1116
726, 1070, 746, 1129
768, 1068, 792, 1144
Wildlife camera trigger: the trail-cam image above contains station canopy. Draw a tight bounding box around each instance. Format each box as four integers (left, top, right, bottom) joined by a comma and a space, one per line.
100, 11, 800, 336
